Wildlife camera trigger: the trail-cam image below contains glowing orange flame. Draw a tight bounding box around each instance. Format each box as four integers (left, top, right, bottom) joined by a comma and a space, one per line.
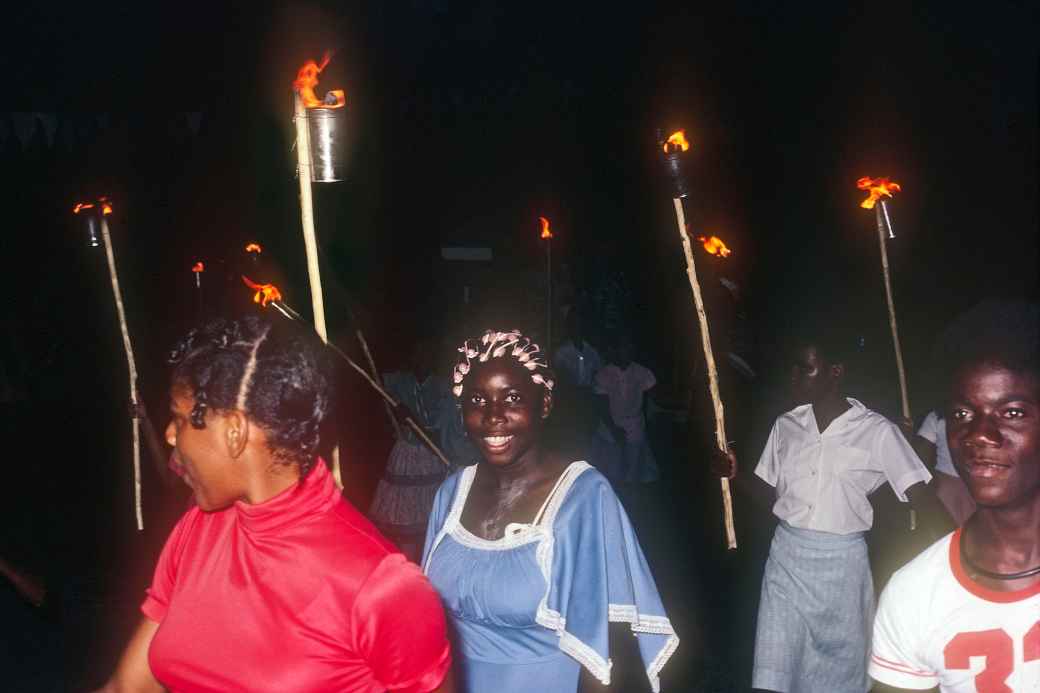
663, 130, 690, 153
242, 275, 282, 307
294, 52, 346, 109
73, 196, 113, 215
191, 262, 204, 273
539, 216, 553, 239
697, 235, 731, 258
857, 176, 901, 209
245, 243, 263, 254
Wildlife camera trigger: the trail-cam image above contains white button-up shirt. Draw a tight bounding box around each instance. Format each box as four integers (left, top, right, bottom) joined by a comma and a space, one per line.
755, 398, 931, 535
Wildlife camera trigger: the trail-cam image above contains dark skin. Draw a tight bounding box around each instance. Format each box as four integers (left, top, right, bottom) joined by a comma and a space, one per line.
948, 363, 1039, 592
875, 363, 1038, 693
715, 344, 954, 541
459, 359, 638, 691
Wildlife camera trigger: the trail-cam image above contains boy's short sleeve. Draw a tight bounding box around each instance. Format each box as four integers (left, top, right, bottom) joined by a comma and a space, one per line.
916, 411, 940, 444
754, 423, 781, 488
869, 569, 939, 690
874, 423, 932, 501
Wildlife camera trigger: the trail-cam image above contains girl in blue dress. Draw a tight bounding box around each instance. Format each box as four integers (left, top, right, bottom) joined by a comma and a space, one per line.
423, 329, 678, 692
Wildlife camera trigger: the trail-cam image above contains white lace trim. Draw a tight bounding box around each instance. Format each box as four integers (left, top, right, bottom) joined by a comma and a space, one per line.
425, 462, 676, 692
607, 603, 680, 692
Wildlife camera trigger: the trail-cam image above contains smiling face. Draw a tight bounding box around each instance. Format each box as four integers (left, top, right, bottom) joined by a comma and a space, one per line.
165, 383, 246, 511
947, 362, 1040, 509
461, 360, 552, 469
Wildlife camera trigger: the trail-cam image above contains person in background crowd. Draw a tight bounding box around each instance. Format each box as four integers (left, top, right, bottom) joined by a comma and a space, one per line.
370, 338, 454, 562
554, 312, 602, 389
913, 410, 976, 526
592, 333, 659, 484
94, 315, 453, 693
870, 300, 1039, 692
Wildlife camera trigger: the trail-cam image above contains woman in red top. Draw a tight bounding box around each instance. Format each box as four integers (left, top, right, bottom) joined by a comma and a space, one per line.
95, 315, 454, 693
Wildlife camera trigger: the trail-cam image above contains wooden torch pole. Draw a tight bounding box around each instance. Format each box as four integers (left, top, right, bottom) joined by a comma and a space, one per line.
875, 200, 915, 531
293, 92, 342, 489
99, 214, 143, 531
876, 202, 911, 422
672, 198, 737, 550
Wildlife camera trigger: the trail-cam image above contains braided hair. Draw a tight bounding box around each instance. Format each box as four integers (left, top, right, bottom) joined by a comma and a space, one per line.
168, 315, 333, 476
452, 329, 555, 398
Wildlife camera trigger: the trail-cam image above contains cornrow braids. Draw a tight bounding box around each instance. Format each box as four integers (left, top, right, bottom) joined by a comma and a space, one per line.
452, 329, 555, 398
168, 315, 333, 476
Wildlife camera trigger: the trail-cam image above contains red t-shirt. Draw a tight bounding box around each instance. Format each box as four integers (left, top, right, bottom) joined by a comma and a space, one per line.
142, 460, 451, 692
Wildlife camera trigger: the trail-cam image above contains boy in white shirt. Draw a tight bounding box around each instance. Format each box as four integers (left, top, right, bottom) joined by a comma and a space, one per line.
718, 327, 949, 692
869, 300, 1039, 693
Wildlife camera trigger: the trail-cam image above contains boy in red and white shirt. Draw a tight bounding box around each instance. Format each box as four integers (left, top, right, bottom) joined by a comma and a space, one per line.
870, 300, 1040, 692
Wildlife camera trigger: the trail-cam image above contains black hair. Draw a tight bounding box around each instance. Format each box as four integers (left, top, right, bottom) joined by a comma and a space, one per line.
168, 315, 333, 476
784, 317, 858, 369
934, 299, 1039, 394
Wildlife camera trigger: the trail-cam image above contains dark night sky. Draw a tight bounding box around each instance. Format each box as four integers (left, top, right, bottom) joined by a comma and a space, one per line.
1, 0, 1036, 407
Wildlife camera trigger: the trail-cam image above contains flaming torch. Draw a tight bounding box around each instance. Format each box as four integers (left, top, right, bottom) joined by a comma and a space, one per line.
539, 216, 554, 347
857, 176, 911, 423
696, 234, 731, 258
242, 278, 450, 467
191, 261, 205, 318
659, 130, 737, 550
74, 198, 143, 530
293, 53, 347, 486
191, 261, 205, 288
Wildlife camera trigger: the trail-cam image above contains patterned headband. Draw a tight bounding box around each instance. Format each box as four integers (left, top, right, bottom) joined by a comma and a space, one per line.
452, 329, 555, 398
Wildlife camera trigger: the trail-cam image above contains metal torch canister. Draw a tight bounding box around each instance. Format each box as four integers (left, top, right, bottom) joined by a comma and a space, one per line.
306, 107, 346, 183
663, 148, 689, 199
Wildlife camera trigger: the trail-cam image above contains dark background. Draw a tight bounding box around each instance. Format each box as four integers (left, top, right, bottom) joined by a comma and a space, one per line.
0, 1, 1036, 690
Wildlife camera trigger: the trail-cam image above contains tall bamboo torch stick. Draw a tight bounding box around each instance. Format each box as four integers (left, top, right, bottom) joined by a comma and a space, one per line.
857, 177, 910, 421
661, 131, 737, 549
241, 278, 451, 467
858, 176, 915, 531
540, 217, 554, 348
293, 55, 345, 488
76, 199, 143, 530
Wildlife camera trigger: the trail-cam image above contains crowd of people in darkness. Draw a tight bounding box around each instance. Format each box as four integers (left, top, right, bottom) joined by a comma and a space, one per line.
3, 261, 1036, 693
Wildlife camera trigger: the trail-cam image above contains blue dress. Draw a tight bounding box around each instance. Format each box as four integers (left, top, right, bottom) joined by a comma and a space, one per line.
422, 462, 678, 692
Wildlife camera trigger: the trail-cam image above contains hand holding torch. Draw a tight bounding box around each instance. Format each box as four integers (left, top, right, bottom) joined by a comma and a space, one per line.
660, 130, 737, 550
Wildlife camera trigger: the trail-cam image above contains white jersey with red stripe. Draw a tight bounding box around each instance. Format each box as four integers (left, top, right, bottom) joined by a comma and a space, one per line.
870, 529, 1040, 692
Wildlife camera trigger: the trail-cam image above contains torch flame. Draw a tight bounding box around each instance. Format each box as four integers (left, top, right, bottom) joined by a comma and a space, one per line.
663, 130, 690, 153
73, 196, 113, 215
245, 243, 263, 254
192, 262, 204, 273
697, 235, 731, 258
294, 52, 346, 109
539, 216, 553, 239
857, 176, 901, 209
242, 275, 282, 307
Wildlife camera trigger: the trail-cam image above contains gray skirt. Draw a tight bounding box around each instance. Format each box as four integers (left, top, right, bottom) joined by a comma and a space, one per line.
752, 522, 874, 693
